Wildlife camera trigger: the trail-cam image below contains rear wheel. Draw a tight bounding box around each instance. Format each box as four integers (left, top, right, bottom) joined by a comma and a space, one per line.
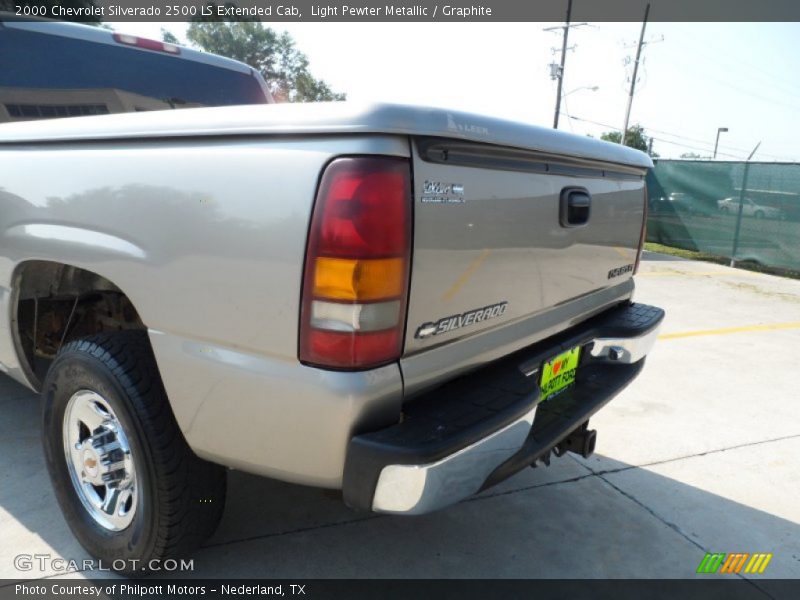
41, 331, 226, 573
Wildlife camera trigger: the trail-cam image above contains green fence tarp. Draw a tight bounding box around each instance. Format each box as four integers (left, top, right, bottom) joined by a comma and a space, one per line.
645, 160, 800, 271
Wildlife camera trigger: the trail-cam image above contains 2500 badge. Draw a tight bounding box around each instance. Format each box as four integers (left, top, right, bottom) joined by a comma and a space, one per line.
414, 302, 508, 339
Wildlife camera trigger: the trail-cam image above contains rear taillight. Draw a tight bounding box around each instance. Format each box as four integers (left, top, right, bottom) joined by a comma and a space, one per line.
633, 186, 649, 274
113, 33, 180, 55
299, 157, 412, 369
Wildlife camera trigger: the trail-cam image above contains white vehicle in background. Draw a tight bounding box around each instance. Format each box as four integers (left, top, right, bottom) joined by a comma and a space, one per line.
717, 197, 786, 220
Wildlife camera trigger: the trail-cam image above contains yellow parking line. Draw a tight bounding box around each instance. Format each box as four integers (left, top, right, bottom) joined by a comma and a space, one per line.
613, 246, 632, 259
659, 321, 800, 340
442, 249, 492, 301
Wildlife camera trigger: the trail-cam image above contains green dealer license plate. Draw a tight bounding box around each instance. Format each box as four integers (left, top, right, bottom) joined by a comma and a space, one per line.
539, 345, 581, 402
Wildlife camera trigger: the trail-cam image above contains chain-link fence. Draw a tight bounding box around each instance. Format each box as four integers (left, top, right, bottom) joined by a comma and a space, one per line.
645, 160, 800, 272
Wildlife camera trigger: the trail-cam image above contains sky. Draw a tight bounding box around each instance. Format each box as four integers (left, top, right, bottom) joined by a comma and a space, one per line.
118, 21, 800, 161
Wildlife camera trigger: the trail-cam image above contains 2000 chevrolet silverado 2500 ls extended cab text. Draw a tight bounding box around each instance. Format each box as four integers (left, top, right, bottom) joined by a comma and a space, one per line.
0, 19, 663, 571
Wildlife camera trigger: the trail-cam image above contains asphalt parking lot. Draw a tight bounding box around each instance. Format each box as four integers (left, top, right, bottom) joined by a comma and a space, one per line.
1, 251, 799, 584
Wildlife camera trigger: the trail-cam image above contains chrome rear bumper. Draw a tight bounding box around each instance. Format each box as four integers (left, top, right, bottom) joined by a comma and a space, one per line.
343, 302, 664, 515
589, 322, 661, 364
371, 405, 537, 514
369, 324, 659, 514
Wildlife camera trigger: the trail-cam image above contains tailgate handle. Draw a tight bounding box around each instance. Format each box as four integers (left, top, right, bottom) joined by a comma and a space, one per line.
560, 187, 591, 227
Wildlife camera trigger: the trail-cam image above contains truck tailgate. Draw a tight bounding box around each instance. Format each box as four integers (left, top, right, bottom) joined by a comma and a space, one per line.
405, 138, 648, 355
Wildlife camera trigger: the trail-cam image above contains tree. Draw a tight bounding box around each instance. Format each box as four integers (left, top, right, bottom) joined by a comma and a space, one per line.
161, 29, 180, 45
167, 22, 345, 103
600, 124, 653, 154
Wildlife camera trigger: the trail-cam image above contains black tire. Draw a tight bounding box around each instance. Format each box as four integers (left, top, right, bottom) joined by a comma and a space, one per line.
41, 331, 226, 574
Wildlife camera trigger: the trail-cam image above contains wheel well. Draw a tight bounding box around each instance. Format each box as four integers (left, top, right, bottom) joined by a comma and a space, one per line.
12, 261, 145, 390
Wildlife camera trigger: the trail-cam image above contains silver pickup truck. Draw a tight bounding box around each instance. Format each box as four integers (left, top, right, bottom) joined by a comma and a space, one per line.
0, 19, 663, 571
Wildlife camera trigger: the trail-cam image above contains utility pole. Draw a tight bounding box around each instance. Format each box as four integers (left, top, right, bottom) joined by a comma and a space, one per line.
621, 3, 650, 145
551, 0, 573, 129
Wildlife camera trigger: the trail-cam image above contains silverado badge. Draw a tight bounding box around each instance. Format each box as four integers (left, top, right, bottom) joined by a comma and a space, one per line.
415, 302, 508, 339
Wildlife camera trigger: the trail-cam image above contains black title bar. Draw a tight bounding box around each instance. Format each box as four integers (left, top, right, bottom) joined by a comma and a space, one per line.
3, 0, 800, 22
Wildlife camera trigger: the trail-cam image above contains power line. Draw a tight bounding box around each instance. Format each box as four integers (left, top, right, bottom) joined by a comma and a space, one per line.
563, 113, 794, 161
650, 137, 743, 159
645, 128, 758, 156
565, 113, 743, 158
667, 25, 800, 102
688, 68, 800, 115
565, 113, 740, 158
645, 129, 793, 161
644, 28, 800, 114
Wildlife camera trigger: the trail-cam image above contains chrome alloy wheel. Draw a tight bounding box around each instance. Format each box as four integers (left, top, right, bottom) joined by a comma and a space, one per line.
62, 390, 139, 531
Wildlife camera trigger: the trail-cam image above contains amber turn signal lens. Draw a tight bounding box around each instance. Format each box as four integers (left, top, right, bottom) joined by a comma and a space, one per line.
313, 257, 405, 302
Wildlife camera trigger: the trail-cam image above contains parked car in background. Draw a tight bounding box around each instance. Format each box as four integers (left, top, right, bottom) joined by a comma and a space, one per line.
717, 197, 786, 220
664, 193, 715, 217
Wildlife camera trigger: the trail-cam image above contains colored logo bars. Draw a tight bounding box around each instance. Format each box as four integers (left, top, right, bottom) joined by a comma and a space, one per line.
696, 552, 773, 574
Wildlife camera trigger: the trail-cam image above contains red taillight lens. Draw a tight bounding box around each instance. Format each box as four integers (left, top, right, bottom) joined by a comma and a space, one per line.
633, 186, 649, 274
299, 157, 412, 369
113, 33, 181, 55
